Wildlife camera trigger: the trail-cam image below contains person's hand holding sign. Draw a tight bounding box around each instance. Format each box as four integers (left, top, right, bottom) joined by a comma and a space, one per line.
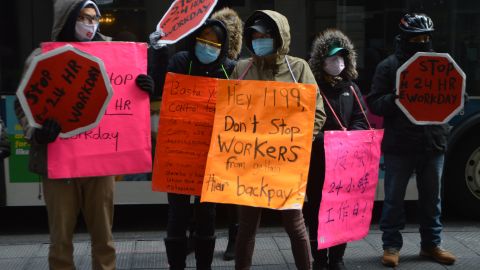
35, 118, 61, 144
149, 29, 166, 49
135, 74, 155, 96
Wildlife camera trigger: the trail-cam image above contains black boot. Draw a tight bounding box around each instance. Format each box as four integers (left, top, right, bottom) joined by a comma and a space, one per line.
164, 237, 187, 270
328, 243, 347, 270
195, 235, 216, 270
311, 241, 328, 270
223, 223, 238, 261
186, 228, 195, 255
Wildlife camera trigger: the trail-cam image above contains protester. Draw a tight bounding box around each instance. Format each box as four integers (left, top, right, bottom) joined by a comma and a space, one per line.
366, 13, 456, 267
304, 28, 369, 270
210, 6, 244, 261
154, 19, 236, 270
230, 10, 326, 270
14, 1, 153, 269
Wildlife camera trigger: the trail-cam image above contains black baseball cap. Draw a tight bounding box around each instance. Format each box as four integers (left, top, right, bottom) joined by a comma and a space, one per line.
248, 19, 273, 34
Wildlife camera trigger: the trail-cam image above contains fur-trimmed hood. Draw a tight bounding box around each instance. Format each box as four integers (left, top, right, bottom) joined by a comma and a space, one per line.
211, 7, 243, 60
308, 28, 357, 82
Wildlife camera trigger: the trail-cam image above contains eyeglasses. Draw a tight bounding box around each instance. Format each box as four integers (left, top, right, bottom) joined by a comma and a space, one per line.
196, 37, 222, 49
77, 14, 101, 24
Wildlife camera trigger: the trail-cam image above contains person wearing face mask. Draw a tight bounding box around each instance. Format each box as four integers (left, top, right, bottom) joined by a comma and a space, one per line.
14, 1, 154, 269
209, 7, 244, 261
366, 13, 456, 267
303, 29, 368, 270
231, 10, 326, 270
156, 19, 235, 270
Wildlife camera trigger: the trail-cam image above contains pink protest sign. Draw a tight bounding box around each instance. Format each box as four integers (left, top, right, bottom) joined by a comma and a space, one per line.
43, 42, 151, 179
317, 129, 383, 249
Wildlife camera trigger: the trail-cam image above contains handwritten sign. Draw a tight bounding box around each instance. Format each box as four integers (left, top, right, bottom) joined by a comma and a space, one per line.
156, 0, 218, 44
200, 79, 317, 209
152, 73, 217, 195
43, 42, 152, 179
395, 52, 466, 124
317, 129, 383, 249
16, 45, 113, 137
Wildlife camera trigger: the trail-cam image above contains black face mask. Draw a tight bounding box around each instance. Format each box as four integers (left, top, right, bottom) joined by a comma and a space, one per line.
403, 40, 433, 54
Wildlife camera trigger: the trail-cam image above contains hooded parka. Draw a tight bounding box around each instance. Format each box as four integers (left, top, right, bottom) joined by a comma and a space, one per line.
14, 2, 117, 270
234, 11, 323, 270
15, 0, 111, 175
162, 19, 236, 270
231, 10, 326, 137
305, 29, 368, 268
366, 35, 449, 154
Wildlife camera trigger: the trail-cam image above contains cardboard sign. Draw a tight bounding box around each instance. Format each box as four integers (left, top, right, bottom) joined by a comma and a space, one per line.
16, 45, 113, 137
152, 73, 217, 195
43, 42, 152, 179
200, 79, 317, 209
317, 129, 383, 249
395, 52, 466, 124
156, 0, 218, 44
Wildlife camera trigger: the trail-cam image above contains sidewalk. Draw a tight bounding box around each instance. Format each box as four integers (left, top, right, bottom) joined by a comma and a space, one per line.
0, 222, 479, 269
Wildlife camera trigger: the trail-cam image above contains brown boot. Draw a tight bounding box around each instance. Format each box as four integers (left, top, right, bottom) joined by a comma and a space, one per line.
381, 249, 399, 267
420, 246, 456, 265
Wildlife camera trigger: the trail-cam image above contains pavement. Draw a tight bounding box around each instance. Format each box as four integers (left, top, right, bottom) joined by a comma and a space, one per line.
0, 222, 479, 269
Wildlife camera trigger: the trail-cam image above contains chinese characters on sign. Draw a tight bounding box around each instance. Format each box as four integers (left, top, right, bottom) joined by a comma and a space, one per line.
317, 129, 383, 249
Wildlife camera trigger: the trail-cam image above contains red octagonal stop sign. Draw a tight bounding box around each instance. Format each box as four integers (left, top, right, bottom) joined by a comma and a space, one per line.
16, 45, 113, 138
395, 52, 466, 125
156, 0, 218, 44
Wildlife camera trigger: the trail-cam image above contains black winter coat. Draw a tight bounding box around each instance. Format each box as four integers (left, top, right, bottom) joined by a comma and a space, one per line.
319, 81, 369, 133
366, 36, 449, 154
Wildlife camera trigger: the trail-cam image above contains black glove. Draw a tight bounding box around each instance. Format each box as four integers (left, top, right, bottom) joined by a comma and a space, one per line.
136, 74, 154, 95
35, 118, 61, 144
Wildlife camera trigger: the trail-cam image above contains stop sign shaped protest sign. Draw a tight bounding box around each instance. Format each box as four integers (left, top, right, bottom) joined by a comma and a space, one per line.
395, 52, 466, 125
156, 0, 218, 44
17, 45, 113, 138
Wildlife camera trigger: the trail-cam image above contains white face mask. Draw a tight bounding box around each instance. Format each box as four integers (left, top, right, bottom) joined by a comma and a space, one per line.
75, 21, 99, 41
323, 55, 345, 76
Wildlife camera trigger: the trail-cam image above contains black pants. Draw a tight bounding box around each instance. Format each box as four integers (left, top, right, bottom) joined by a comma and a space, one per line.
304, 137, 325, 242
166, 193, 216, 238
304, 137, 347, 262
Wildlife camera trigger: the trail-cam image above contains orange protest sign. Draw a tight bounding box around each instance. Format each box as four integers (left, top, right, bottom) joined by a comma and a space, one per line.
200, 79, 317, 209
156, 0, 218, 44
152, 73, 217, 195
16, 45, 113, 138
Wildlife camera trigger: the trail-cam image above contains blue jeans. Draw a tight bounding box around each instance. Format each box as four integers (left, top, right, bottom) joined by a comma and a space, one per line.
380, 153, 444, 250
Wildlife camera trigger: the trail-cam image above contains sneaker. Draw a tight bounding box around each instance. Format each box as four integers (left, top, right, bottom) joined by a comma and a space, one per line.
420, 246, 456, 265
382, 249, 399, 267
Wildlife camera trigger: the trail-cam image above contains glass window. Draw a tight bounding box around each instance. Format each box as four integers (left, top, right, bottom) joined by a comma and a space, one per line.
307, 0, 480, 96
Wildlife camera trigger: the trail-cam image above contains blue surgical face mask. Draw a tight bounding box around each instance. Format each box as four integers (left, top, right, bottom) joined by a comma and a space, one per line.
252, 38, 275, 56
195, 42, 221, 64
